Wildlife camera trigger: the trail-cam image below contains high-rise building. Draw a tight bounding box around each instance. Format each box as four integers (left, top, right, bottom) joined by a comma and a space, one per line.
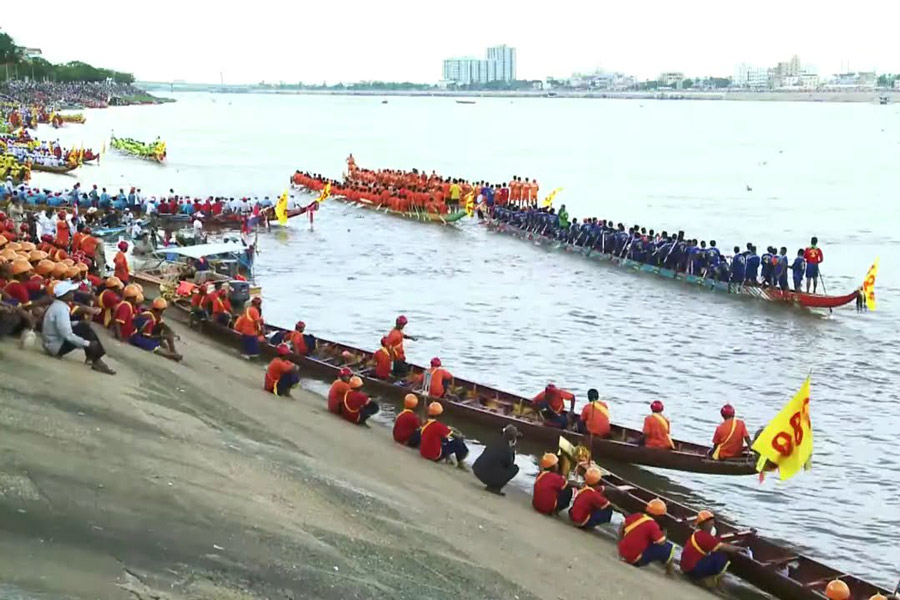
442, 45, 516, 85
486, 45, 516, 82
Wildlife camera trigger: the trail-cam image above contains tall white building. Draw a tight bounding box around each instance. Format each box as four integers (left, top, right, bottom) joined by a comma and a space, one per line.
733, 63, 770, 89
442, 45, 517, 85
486, 45, 516, 82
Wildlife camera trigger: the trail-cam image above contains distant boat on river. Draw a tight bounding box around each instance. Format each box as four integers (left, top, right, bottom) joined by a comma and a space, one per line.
456, 100, 476, 105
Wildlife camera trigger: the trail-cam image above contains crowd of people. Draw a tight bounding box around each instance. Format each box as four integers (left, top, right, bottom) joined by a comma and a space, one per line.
0, 204, 182, 375
1, 135, 94, 169
492, 206, 826, 294
0, 80, 146, 108
290, 154, 542, 216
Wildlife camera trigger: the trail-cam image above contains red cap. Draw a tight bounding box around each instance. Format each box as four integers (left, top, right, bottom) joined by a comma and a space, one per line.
430, 357, 441, 367
295, 321, 305, 330
276, 343, 290, 356
651, 400, 664, 413
720, 404, 735, 418
339, 367, 352, 378
396, 315, 408, 325
117, 241, 128, 251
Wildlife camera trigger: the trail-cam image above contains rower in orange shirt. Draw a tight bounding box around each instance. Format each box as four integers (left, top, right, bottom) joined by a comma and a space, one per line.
533, 383, 575, 429
711, 404, 752, 460
522, 178, 533, 206
210, 288, 232, 326
577, 389, 611, 437
113, 240, 130, 283
385, 315, 416, 376
372, 336, 392, 379
55, 212, 70, 247
233, 296, 264, 359
264, 344, 299, 397
287, 320, 311, 356
642, 400, 675, 449
327, 367, 353, 414
423, 357, 453, 397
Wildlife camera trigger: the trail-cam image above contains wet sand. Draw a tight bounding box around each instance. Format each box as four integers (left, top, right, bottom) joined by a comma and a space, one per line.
0, 324, 714, 600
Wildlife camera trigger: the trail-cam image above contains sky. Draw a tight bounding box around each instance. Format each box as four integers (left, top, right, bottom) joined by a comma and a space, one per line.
4, 0, 899, 84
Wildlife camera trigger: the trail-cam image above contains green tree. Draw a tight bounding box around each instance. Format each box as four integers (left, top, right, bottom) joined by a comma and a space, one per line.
682, 78, 694, 89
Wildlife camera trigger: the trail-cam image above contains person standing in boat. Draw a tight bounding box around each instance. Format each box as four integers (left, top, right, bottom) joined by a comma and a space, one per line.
641, 401, 675, 449
617, 498, 675, 573
710, 404, 752, 460
680, 510, 744, 587
745, 244, 760, 284
472, 425, 520, 496
803, 237, 824, 294
791, 249, 806, 293
385, 315, 416, 376
729, 246, 746, 293
533, 384, 575, 429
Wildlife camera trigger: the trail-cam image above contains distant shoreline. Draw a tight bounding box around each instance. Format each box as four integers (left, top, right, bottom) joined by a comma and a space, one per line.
138, 84, 896, 104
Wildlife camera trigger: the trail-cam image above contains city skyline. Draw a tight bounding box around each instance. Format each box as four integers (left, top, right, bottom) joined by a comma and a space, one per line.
3, 0, 898, 84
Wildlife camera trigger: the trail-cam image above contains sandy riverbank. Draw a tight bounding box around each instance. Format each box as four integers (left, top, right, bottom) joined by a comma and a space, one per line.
0, 322, 716, 600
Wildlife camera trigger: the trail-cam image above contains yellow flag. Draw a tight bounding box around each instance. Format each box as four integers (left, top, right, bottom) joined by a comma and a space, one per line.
862, 259, 878, 310
752, 377, 813, 481
316, 182, 331, 203
275, 191, 289, 225
542, 187, 562, 208
464, 192, 475, 217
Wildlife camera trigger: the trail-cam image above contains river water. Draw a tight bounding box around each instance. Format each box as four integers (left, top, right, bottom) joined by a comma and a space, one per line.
35, 92, 900, 587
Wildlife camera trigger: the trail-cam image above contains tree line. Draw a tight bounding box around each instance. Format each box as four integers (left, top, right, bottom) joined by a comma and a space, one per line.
0, 32, 135, 84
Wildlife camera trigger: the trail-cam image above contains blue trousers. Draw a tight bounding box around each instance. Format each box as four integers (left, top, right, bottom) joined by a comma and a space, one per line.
440, 438, 469, 462
274, 370, 300, 396
579, 506, 614, 529
635, 542, 675, 567
685, 551, 730, 579
537, 403, 568, 428
241, 334, 260, 357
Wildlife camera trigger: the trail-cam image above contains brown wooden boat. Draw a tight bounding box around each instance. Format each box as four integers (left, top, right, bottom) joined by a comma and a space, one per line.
31, 162, 79, 174
132, 275, 757, 476
597, 467, 892, 600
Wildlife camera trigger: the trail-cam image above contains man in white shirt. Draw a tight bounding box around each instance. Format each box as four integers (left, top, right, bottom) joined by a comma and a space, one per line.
42, 281, 115, 375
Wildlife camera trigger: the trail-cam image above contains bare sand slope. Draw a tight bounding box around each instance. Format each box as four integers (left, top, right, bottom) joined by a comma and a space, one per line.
0, 324, 714, 600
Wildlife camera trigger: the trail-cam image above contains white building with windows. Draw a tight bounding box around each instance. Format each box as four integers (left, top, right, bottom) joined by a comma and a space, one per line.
733, 63, 771, 89
442, 45, 517, 85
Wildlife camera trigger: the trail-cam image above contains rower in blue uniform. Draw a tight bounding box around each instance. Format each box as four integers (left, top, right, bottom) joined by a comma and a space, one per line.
776, 247, 790, 291
791, 249, 805, 292
745, 244, 760, 284
760, 247, 774, 287
729, 246, 746, 292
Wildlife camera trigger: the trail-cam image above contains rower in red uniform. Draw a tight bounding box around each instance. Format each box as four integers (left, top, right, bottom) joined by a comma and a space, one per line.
577, 388, 611, 437
96, 277, 123, 327
340, 376, 379, 425
532, 453, 572, 515
533, 384, 575, 429
711, 404, 752, 460
419, 402, 468, 466
393, 394, 421, 447
233, 296, 264, 359
55, 212, 70, 247
385, 315, 416, 376
617, 498, 675, 573
210, 288, 232, 326
113, 285, 140, 341
803, 236, 824, 294
418, 357, 453, 397
327, 367, 353, 414
372, 336, 392, 379
264, 344, 299, 397
642, 400, 675, 449
568, 466, 612, 530
680, 510, 742, 587
287, 321, 310, 356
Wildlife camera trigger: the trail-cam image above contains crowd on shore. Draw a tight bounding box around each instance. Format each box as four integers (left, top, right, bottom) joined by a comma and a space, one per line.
0, 80, 148, 108
492, 205, 826, 294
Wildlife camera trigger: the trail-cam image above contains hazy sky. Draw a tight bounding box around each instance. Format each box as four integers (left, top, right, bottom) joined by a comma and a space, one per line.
4, 0, 898, 84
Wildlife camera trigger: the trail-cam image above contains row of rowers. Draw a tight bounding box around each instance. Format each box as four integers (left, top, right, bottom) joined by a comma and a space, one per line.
238, 313, 753, 462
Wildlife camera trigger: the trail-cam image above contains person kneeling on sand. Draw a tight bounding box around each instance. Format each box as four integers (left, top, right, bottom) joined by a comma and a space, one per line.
264, 343, 300, 397
472, 425, 520, 496
42, 281, 115, 375
339, 376, 379, 425
131, 297, 183, 361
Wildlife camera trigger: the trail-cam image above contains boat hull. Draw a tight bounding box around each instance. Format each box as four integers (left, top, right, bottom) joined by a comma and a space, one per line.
31, 163, 79, 174
292, 184, 466, 224
488, 222, 860, 310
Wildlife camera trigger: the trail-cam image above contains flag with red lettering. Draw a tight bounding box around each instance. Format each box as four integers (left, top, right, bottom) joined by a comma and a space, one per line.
752, 377, 813, 481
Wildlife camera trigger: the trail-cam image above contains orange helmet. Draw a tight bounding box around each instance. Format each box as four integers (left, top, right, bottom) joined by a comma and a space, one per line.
539, 453, 559, 469
52, 263, 68, 278
403, 393, 418, 409
133, 283, 143, 293
135, 293, 145, 304
77, 263, 88, 272
349, 376, 363, 389
106, 276, 123, 289
64, 266, 80, 279
35, 259, 55, 276
584, 466, 602, 486
123, 284, 140, 298
61, 258, 75, 267
427, 402, 443, 417
696, 510, 715, 525
825, 581, 850, 600
11, 258, 33, 275
869, 595, 887, 600
646, 498, 667, 516
151, 297, 168, 310
6, 242, 21, 252
28, 249, 47, 262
